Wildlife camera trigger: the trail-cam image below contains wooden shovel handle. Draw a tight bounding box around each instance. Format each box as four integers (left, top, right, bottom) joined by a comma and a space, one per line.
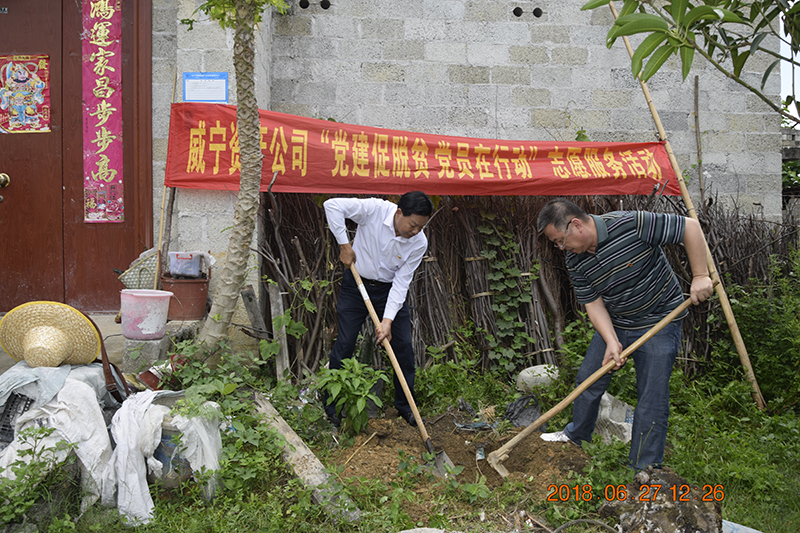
488, 283, 716, 477
349, 264, 433, 451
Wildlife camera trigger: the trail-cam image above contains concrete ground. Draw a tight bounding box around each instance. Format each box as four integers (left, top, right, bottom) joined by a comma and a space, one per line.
0, 313, 124, 376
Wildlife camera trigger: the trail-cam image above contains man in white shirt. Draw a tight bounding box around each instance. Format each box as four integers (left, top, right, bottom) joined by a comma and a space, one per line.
323, 191, 433, 427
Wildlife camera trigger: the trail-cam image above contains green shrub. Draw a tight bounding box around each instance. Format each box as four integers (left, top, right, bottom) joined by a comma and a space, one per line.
315, 357, 388, 435
704, 251, 800, 412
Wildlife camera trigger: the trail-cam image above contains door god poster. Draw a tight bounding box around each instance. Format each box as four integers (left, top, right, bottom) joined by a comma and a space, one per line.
0, 54, 50, 134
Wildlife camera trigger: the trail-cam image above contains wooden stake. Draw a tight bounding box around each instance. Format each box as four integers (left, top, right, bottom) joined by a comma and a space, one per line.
268, 283, 290, 380
607, 1, 766, 410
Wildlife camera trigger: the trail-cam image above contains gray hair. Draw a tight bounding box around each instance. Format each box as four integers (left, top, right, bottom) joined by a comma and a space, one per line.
536, 198, 590, 233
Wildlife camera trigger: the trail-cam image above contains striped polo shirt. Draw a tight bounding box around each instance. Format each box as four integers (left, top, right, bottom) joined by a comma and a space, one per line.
566, 211, 687, 329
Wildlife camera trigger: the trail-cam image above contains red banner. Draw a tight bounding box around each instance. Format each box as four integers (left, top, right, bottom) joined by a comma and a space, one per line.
165, 103, 680, 196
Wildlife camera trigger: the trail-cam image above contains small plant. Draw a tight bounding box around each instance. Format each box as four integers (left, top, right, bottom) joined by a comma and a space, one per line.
0, 427, 77, 525
316, 357, 389, 435
162, 340, 289, 495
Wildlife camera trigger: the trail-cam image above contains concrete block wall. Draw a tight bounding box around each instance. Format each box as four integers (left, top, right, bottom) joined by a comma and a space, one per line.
150, 0, 785, 351
270, 0, 782, 219
151, 0, 273, 353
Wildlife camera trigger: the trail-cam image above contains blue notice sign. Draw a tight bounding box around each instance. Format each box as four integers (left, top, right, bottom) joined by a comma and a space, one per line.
183, 72, 228, 103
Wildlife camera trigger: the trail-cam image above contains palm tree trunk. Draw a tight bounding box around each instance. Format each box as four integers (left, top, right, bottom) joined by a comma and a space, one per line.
197, 0, 263, 358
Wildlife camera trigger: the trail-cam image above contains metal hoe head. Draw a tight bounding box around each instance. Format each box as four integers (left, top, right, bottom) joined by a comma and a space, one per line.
423, 439, 455, 477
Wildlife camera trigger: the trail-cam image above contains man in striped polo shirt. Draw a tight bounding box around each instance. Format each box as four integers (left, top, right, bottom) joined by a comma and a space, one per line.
537, 198, 714, 470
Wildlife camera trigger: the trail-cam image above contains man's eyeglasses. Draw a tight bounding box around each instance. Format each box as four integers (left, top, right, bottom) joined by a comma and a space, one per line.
555, 221, 572, 249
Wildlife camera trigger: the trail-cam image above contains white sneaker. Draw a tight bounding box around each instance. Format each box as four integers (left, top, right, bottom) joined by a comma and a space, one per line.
540, 430, 571, 442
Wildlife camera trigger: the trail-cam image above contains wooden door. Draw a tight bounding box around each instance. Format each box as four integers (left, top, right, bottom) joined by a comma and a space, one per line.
0, 0, 152, 312
0, 1, 64, 307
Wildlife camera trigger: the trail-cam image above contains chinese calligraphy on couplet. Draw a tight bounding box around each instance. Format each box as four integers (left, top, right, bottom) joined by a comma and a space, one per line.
82, 0, 124, 223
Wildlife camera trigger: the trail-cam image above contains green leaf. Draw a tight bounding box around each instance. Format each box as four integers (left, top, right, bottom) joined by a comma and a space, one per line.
581, 0, 612, 10
732, 50, 750, 78
683, 5, 724, 28
761, 59, 780, 91
716, 8, 744, 24
614, 12, 670, 29
750, 32, 768, 56
329, 383, 341, 400
618, 0, 641, 19
670, 0, 689, 26
642, 43, 676, 82
223, 382, 238, 395
613, 15, 671, 39
680, 34, 695, 80
632, 33, 668, 77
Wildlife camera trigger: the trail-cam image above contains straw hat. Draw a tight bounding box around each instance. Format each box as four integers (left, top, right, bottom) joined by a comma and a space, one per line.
0, 301, 101, 367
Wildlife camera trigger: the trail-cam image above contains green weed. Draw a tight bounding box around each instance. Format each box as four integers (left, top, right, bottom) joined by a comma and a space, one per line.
315, 357, 389, 436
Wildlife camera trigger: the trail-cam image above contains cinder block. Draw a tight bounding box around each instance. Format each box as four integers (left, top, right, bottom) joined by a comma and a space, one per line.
491, 66, 531, 85
593, 89, 632, 109
178, 23, 228, 50
362, 63, 405, 83
361, 18, 404, 40
512, 87, 551, 108
530, 25, 570, 44
274, 16, 312, 37
509, 45, 549, 65
467, 43, 510, 66
122, 337, 171, 374
551, 47, 589, 66
423, 42, 464, 63
448, 65, 490, 85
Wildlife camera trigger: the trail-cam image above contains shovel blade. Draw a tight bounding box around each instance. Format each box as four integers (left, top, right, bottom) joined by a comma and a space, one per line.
423, 450, 455, 477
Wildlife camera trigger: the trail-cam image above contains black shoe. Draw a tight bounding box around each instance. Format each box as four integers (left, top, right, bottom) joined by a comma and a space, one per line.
400, 411, 417, 427
327, 412, 341, 429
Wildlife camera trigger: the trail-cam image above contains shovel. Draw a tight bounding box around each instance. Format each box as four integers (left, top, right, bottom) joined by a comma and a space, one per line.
488, 287, 713, 478
349, 263, 455, 477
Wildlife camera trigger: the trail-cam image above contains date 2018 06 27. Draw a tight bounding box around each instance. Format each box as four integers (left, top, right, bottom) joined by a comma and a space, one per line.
546, 483, 725, 502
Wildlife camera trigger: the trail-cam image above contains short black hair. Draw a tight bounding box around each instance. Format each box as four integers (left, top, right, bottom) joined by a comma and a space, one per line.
398, 191, 433, 217
536, 198, 589, 233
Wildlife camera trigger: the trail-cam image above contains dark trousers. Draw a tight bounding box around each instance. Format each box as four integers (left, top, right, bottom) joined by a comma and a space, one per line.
325, 269, 416, 416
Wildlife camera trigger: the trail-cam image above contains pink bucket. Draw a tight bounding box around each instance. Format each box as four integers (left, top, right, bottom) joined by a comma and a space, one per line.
120, 289, 173, 340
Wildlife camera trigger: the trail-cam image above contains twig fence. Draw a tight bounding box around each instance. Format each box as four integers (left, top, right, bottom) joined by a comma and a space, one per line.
256, 193, 798, 381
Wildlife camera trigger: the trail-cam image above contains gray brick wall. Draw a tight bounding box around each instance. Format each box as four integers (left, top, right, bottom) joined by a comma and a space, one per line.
267, 0, 782, 219
152, 0, 785, 276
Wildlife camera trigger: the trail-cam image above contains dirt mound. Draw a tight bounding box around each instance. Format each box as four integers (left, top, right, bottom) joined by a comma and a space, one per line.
326, 407, 590, 501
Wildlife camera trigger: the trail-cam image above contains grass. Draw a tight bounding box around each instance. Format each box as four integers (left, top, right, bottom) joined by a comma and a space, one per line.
17, 264, 800, 532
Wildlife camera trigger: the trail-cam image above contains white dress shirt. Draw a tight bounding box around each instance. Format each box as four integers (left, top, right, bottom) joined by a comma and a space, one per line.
324, 197, 428, 321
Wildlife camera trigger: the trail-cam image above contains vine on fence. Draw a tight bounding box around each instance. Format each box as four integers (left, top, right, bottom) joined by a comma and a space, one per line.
478, 214, 536, 374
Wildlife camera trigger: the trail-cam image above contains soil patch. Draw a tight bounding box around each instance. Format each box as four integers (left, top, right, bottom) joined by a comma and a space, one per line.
323, 407, 590, 503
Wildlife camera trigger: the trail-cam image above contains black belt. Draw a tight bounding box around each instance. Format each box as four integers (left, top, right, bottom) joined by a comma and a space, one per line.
361, 276, 391, 287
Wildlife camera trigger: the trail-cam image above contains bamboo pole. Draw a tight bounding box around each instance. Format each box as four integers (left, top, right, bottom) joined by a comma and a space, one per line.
608, 1, 766, 409
154, 68, 180, 289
